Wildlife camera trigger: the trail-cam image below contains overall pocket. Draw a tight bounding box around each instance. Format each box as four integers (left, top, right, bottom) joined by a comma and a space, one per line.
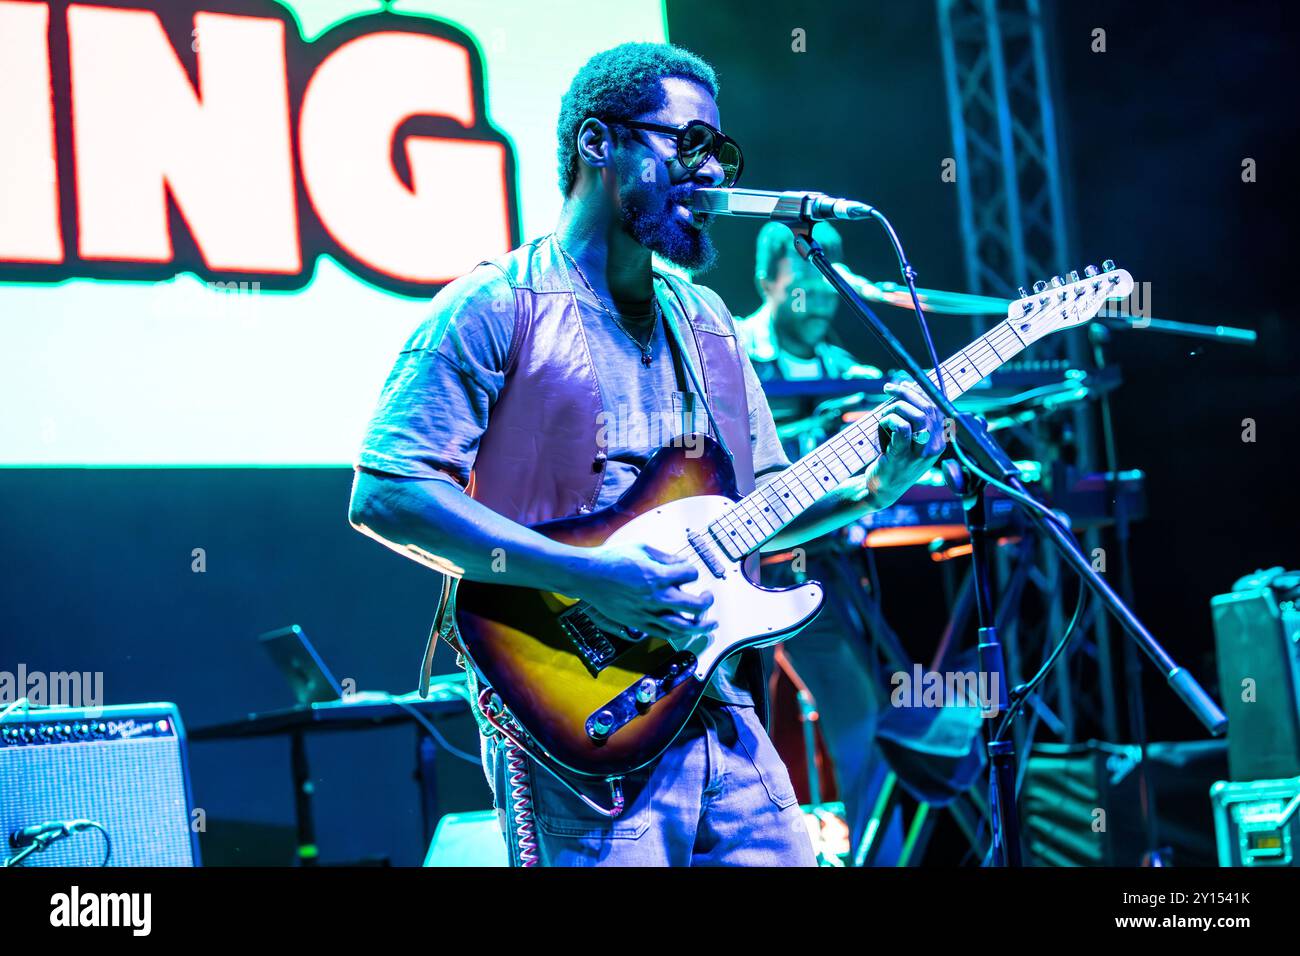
528, 757, 652, 840
731, 706, 801, 810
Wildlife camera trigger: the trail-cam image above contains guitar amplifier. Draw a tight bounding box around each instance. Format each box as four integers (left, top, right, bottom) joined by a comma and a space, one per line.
0, 702, 200, 866
1021, 740, 1225, 866
1211, 574, 1300, 781
1210, 777, 1300, 867
422, 810, 507, 866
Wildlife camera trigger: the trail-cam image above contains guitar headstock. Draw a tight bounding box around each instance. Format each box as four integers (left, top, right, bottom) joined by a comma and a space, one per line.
1006, 261, 1134, 345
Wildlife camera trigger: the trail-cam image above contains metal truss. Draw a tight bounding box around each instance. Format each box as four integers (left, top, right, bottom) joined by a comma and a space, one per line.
936, 0, 1121, 745
937, 0, 1072, 311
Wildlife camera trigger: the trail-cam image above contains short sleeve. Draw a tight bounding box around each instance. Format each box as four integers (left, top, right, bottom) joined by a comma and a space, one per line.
355, 266, 516, 486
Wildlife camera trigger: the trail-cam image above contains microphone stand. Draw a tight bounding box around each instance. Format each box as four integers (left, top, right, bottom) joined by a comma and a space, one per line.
783, 219, 1227, 867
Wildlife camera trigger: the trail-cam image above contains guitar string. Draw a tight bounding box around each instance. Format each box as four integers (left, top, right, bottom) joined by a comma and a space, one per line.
709, 317, 1027, 551
713, 279, 1108, 548
710, 273, 1114, 553
630, 287, 1100, 621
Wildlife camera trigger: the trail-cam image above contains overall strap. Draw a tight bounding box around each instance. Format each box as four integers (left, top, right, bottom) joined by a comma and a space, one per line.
653, 273, 736, 465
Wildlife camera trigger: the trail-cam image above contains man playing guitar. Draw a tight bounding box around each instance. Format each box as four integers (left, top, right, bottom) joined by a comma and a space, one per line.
348, 41, 944, 866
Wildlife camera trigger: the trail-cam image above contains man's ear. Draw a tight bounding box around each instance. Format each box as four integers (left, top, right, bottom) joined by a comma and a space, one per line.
575, 118, 614, 176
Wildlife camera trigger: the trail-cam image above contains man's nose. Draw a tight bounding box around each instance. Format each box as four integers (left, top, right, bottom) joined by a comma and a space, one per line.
692, 152, 726, 187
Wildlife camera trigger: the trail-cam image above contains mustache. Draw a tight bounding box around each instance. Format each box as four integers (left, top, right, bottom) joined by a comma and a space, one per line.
666, 184, 701, 206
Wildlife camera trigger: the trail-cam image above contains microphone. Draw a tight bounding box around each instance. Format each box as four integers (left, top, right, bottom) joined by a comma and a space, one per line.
9, 819, 94, 848
689, 188, 876, 222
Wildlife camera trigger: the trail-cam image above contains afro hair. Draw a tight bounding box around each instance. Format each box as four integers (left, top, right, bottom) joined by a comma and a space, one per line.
556, 42, 719, 196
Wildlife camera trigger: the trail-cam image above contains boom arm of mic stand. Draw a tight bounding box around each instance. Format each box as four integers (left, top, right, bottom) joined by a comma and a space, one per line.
1096, 315, 1257, 345
790, 228, 1227, 737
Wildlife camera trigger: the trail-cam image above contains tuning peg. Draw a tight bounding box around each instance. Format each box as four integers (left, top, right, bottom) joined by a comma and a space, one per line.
1049, 275, 1065, 288
1102, 259, 1115, 272
1083, 264, 1100, 277
1032, 280, 1048, 294
1067, 270, 1080, 283
1017, 286, 1029, 299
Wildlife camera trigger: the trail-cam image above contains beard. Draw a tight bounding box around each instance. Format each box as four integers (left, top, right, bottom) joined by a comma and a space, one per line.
616, 163, 718, 273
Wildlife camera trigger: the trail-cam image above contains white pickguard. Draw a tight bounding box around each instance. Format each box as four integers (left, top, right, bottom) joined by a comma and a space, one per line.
602, 495, 825, 683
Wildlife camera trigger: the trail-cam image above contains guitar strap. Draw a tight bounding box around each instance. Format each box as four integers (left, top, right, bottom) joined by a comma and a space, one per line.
653, 272, 736, 465
664, 306, 696, 438
417, 572, 463, 700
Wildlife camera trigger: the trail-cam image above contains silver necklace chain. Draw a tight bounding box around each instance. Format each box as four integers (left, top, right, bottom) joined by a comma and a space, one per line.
559, 245, 659, 366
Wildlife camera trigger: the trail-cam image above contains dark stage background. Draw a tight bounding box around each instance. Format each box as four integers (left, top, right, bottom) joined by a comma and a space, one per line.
2, 1, 1295, 866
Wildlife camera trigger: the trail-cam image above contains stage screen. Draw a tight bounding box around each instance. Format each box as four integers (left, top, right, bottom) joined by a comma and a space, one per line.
0, 0, 668, 465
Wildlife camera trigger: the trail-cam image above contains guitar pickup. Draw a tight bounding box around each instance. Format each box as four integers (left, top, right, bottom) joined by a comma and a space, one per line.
585, 652, 699, 744
688, 530, 728, 578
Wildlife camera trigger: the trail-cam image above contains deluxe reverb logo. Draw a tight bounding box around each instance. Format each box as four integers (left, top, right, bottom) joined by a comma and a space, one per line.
0, 0, 520, 295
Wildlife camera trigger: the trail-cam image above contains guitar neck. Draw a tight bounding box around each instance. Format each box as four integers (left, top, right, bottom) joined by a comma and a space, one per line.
710, 318, 1031, 559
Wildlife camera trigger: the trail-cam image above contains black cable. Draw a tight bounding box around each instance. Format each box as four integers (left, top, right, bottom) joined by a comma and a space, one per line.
866, 208, 1077, 538
950, 443, 1075, 535
869, 208, 948, 401
393, 696, 481, 765
995, 580, 1088, 744
85, 821, 112, 866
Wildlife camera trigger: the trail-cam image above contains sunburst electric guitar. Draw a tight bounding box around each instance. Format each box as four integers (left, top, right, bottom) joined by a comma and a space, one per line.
453, 264, 1134, 782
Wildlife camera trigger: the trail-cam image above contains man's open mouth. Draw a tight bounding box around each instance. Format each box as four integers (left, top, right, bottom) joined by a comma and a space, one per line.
675, 199, 709, 230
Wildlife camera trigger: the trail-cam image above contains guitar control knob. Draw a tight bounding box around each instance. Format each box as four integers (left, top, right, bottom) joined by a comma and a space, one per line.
635, 678, 657, 705
1102, 259, 1115, 272
1049, 275, 1064, 288
590, 710, 616, 740
1032, 280, 1048, 294
1067, 270, 1080, 283
1083, 264, 1100, 277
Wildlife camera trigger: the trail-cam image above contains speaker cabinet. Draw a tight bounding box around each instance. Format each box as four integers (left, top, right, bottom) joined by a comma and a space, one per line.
0, 702, 200, 867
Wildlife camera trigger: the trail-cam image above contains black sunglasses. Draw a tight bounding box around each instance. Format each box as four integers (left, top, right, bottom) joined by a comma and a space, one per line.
604, 118, 744, 187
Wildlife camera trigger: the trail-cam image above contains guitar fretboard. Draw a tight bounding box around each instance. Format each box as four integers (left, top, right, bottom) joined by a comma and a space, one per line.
709, 317, 1030, 558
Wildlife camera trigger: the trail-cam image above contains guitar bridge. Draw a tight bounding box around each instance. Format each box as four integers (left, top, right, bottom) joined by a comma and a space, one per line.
558, 604, 623, 674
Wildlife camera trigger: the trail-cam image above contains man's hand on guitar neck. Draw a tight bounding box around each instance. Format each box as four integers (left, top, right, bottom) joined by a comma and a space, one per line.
573, 543, 718, 642
865, 379, 948, 508
762, 378, 946, 551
